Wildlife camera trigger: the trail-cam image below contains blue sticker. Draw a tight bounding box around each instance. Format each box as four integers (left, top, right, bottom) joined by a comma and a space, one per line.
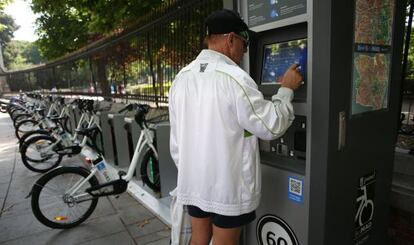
288, 177, 303, 203
96, 161, 106, 171
270, 9, 278, 18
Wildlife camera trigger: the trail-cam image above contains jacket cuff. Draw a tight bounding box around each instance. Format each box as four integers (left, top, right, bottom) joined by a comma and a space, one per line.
272, 87, 294, 102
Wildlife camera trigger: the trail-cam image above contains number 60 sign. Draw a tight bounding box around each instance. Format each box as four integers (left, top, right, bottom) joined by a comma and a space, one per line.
256, 215, 299, 245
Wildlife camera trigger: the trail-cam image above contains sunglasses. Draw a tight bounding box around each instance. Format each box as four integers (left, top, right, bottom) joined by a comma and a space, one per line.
224, 31, 250, 48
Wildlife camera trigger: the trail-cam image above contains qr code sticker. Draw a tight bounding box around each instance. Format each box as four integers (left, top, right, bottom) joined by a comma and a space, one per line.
289, 177, 303, 196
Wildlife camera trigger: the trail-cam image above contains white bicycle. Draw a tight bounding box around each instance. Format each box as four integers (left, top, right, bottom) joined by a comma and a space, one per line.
30, 104, 163, 229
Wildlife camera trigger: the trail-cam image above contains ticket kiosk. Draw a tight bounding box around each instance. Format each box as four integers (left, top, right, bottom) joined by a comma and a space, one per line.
226, 0, 407, 244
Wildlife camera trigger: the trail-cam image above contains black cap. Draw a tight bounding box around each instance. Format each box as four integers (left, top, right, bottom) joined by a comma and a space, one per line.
205, 9, 249, 36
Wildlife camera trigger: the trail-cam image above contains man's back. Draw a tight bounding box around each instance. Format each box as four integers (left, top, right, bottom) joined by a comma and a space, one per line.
169, 49, 297, 216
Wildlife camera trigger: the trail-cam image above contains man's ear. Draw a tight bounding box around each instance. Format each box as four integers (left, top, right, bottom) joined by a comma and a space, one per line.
226, 33, 235, 48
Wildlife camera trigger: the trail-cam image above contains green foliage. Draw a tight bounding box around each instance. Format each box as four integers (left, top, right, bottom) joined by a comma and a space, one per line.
31, 0, 164, 60
406, 26, 414, 79
0, 13, 18, 47
0, 0, 12, 31
0, 0, 11, 10
3, 40, 44, 70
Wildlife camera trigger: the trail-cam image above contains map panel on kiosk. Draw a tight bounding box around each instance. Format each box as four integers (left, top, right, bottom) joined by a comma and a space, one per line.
351, 0, 395, 115
261, 38, 307, 85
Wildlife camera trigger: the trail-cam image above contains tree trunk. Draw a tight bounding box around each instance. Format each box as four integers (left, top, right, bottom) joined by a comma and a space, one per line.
96, 58, 109, 95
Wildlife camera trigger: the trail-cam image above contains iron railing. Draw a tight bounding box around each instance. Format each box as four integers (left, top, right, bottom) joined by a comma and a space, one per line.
0, 0, 223, 106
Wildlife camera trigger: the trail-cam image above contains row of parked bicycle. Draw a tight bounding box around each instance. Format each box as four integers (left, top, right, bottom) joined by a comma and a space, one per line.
0, 93, 165, 229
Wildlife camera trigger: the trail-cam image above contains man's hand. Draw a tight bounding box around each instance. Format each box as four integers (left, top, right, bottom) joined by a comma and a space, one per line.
280, 64, 303, 91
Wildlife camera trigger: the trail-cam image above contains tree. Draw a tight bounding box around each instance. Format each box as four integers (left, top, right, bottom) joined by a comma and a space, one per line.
0, 13, 18, 47
0, 0, 12, 31
3, 40, 44, 70
31, 0, 163, 60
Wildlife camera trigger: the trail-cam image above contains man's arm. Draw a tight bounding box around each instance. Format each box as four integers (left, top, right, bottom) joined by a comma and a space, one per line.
168, 88, 179, 168
232, 64, 302, 140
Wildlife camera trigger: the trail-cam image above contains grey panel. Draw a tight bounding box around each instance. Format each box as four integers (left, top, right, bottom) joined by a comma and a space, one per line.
156, 123, 178, 198
68, 107, 77, 134
124, 117, 142, 178
245, 164, 307, 245
112, 114, 129, 168
99, 112, 115, 165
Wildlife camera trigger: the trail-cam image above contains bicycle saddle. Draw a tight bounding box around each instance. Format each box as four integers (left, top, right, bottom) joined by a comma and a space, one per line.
76, 126, 100, 136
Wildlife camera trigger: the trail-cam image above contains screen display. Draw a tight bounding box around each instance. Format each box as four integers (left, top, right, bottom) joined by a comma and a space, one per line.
261, 39, 307, 85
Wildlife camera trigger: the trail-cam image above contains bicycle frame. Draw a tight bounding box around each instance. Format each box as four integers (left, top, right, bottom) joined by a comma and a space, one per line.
69, 122, 158, 199
123, 124, 158, 181
39, 113, 99, 154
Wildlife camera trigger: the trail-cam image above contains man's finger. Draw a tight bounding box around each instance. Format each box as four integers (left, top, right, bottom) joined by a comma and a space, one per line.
289, 63, 300, 70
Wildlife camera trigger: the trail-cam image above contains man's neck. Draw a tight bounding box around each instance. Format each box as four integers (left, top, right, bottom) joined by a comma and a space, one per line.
208, 45, 230, 59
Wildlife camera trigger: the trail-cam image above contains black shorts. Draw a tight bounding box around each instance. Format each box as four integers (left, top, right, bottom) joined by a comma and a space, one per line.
187, 205, 256, 228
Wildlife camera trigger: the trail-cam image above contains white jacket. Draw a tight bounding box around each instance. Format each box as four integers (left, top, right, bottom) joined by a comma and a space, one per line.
168, 49, 295, 216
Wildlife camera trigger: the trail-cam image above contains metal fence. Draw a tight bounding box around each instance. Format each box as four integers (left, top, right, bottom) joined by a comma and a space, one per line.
0, 0, 223, 105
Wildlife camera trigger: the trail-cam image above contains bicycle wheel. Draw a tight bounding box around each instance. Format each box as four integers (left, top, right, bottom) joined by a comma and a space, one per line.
90, 128, 104, 154
21, 135, 63, 172
10, 108, 26, 119
0, 105, 7, 113
31, 167, 99, 229
400, 124, 414, 135
13, 113, 32, 127
140, 149, 161, 192
15, 119, 40, 139
19, 129, 50, 150
63, 117, 72, 133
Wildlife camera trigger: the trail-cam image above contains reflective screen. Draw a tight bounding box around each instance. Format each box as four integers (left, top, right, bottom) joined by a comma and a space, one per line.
261, 39, 307, 85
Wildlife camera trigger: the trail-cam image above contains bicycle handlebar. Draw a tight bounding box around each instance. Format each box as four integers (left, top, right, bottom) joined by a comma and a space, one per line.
118, 104, 134, 113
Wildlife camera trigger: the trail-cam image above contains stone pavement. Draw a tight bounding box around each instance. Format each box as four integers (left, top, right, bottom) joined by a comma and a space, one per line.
0, 113, 171, 245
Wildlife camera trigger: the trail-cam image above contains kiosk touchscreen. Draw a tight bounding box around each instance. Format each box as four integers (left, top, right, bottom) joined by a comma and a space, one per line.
261, 39, 307, 86
251, 23, 308, 103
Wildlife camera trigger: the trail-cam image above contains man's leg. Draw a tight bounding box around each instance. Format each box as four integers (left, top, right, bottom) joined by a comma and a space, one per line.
211, 225, 242, 245
190, 216, 213, 245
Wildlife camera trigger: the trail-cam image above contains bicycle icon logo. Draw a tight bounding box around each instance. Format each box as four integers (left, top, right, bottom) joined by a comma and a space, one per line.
354, 171, 376, 242
355, 185, 374, 227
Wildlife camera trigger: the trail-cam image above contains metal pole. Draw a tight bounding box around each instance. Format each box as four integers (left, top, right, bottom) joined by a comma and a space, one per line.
399, 0, 414, 131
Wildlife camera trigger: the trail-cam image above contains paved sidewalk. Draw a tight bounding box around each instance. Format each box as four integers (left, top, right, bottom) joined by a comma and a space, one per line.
0, 113, 170, 245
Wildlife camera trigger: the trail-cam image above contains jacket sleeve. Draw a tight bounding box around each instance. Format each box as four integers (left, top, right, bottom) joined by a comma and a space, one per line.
231, 75, 295, 140
168, 87, 179, 168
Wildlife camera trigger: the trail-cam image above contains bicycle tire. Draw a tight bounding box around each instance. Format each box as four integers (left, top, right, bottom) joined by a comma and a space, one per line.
13, 113, 32, 128
15, 119, 40, 139
400, 124, 414, 135
63, 116, 72, 133
31, 167, 99, 229
10, 108, 26, 120
21, 135, 63, 172
90, 128, 104, 154
19, 129, 50, 150
140, 149, 161, 192
0, 105, 7, 113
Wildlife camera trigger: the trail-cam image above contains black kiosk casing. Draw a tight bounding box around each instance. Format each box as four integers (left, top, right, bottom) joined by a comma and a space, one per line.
225, 0, 408, 244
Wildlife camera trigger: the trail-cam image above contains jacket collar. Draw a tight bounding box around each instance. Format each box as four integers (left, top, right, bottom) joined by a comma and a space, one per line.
197, 49, 238, 66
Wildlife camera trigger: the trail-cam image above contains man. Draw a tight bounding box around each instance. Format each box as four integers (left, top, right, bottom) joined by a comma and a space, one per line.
169, 9, 302, 245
